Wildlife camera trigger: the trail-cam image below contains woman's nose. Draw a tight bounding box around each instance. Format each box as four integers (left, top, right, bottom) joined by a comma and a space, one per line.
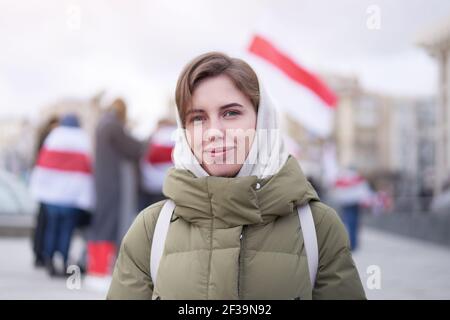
204, 118, 225, 142
204, 127, 224, 143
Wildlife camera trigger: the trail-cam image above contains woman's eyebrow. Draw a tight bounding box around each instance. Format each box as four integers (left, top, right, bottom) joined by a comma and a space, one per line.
186, 108, 205, 116
219, 103, 243, 110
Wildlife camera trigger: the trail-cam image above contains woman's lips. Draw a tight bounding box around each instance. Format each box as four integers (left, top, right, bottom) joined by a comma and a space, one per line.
204, 146, 235, 157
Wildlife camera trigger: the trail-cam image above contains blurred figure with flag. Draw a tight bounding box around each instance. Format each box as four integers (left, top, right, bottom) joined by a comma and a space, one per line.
31, 115, 59, 267
29, 114, 94, 276
139, 118, 176, 211
330, 167, 373, 251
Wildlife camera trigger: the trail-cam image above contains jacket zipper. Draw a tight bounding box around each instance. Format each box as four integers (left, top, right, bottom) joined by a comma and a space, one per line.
237, 225, 246, 299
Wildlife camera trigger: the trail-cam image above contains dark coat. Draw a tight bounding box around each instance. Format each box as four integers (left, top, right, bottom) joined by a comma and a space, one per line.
89, 112, 143, 245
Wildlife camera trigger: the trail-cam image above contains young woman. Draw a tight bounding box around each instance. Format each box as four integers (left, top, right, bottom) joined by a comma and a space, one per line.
107, 52, 366, 300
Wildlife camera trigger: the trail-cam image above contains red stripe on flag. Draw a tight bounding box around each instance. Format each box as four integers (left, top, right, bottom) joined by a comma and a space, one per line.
37, 148, 92, 174
248, 34, 338, 108
146, 144, 173, 164
334, 176, 364, 188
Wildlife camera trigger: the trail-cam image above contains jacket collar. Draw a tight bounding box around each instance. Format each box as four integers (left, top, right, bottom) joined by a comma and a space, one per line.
163, 156, 319, 229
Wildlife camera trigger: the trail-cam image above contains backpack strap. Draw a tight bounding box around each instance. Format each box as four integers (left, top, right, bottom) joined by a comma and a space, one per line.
150, 200, 319, 290
297, 204, 318, 288
150, 199, 175, 285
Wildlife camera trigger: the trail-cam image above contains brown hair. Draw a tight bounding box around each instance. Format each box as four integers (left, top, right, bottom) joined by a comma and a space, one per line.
108, 98, 127, 123
175, 52, 260, 126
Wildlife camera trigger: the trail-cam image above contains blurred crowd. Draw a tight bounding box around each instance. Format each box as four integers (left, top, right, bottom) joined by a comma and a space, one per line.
29, 98, 176, 279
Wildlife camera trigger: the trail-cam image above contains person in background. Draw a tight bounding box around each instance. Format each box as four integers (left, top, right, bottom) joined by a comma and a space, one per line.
31, 116, 59, 267
87, 98, 144, 279
33, 116, 60, 164
330, 167, 373, 251
139, 118, 176, 211
307, 175, 324, 200
30, 114, 94, 276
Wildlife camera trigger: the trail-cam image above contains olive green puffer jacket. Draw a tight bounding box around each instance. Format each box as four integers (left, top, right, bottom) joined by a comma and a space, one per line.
107, 157, 366, 300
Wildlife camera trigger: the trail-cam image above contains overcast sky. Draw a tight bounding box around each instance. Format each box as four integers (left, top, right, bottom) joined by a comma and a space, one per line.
1, 0, 449, 135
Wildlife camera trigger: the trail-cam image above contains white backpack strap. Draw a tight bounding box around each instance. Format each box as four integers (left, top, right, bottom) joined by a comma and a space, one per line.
150, 199, 175, 285
297, 204, 319, 288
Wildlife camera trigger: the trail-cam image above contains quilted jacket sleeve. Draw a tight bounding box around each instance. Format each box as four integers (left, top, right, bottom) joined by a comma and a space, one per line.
311, 201, 367, 300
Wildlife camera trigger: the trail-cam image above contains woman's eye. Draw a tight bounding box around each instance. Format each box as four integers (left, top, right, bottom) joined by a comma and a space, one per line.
190, 116, 204, 123
224, 110, 240, 117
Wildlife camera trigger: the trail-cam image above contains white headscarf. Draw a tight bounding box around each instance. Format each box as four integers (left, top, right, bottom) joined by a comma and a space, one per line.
172, 79, 289, 179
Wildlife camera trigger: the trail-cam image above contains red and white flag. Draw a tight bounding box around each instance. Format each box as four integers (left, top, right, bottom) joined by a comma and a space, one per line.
247, 34, 338, 137
331, 169, 373, 206
141, 125, 176, 193
30, 126, 94, 210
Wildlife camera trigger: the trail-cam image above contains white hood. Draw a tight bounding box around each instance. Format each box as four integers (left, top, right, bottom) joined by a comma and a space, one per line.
171, 79, 289, 179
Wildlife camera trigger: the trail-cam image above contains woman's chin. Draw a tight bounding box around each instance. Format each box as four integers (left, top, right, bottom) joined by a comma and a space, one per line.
203, 163, 243, 177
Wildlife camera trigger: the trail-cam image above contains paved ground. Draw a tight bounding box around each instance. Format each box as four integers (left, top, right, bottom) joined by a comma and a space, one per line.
1, 227, 449, 299
0, 236, 106, 299
352, 227, 450, 299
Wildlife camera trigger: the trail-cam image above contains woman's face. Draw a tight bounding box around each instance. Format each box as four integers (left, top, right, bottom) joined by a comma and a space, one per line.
185, 75, 257, 177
